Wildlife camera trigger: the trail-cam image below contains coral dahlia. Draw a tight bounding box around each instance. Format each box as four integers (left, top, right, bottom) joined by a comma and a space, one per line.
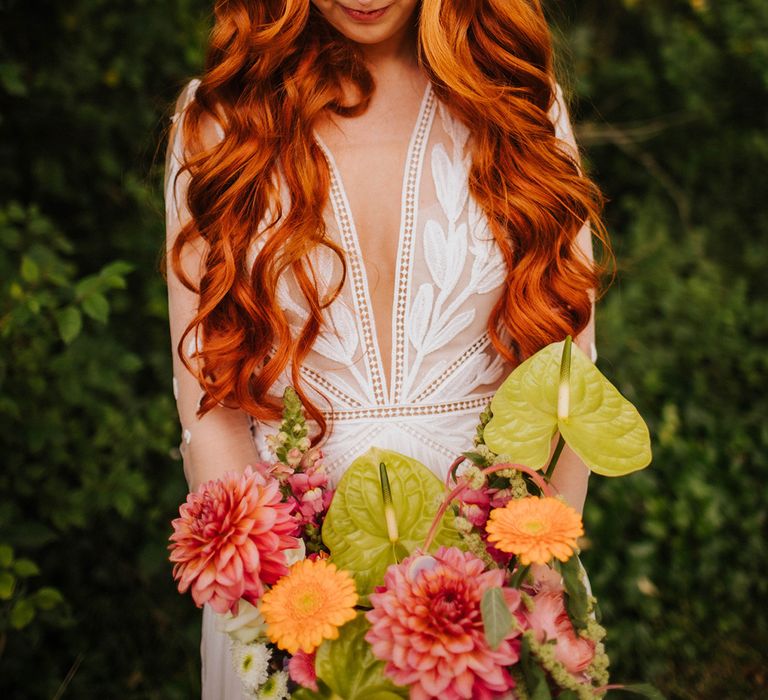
169, 466, 298, 614
486, 496, 584, 565
365, 547, 523, 700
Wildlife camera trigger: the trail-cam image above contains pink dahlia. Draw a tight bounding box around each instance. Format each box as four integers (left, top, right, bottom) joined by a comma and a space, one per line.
168, 466, 298, 615
366, 547, 523, 700
525, 590, 596, 675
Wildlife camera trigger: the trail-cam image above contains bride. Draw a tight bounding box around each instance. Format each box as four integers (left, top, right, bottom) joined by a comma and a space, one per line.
164, 1, 610, 697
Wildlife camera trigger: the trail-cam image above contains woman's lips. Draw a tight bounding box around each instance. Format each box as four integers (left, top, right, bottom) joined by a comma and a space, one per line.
340, 4, 391, 23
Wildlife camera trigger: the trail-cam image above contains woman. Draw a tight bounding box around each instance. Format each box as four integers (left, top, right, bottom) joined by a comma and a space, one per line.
164, 1, 609, 697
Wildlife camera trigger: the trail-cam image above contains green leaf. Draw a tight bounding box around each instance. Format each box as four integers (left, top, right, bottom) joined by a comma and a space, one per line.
54, 306, 82, 344
520, 635, 552, 700
322, 447, 463, 598
114, 491, 136, 518
10, 599, 36, 629
462, 450, 490, 467
0, 571, 15, 600
558, 555, 590, 631
314, 613, 408, 699
0, 62, 27, 96
32, 587, 64, 610
290, 689, 327, 700
558, 692, 579, 700
82, 292, 110, 323
613, 683, 667, 700
481, 587, 513, 650
74, 274, 103, 299
0, 544, 13, 567
483, 340, 652, 476
20, 255, 39, 283
6, 200, 25, 222
99, 259, 134, 279
13, 558, 40, 578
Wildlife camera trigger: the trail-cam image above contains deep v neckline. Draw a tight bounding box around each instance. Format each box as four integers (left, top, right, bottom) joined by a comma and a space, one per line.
314, 81, 437, 405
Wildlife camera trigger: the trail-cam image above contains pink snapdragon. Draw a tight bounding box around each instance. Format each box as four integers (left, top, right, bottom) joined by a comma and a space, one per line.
458, 487, 491, 527
525, 590, 596, 676
288, 649, 318, 691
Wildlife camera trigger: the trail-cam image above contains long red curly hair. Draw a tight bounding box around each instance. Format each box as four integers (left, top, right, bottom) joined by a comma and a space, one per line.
168, 0, 612, 440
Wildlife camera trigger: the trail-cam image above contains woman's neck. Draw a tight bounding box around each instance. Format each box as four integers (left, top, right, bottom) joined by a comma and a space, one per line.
357, 17, 420, 83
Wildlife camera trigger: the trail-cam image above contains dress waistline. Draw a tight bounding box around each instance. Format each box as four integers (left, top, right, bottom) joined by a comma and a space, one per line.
320, 393, 493, 422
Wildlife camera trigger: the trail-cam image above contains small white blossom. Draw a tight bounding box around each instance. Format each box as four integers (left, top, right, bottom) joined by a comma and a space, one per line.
217, 600, 267, 643
257, 670, 289, 700
284, 539, 306, 567
453, 516, 473, 533
230, 640, 271, 692
302, 487, 323, 503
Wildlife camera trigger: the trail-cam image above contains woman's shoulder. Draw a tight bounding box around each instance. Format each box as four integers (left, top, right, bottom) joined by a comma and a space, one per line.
164, 78, 225, 219
171, 78, 201, 122
170, 77, 225, 155
547, 81, 579, 162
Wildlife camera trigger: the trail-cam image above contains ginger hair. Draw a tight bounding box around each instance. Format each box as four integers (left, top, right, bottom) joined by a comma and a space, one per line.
168, 0, 612, 439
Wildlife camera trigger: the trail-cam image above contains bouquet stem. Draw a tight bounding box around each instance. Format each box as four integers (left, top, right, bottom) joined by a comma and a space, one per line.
509, 562, 531, 588
544, 434, 566, 480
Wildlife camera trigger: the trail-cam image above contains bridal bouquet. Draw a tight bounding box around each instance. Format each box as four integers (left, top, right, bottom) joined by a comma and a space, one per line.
168, 338, 662, 699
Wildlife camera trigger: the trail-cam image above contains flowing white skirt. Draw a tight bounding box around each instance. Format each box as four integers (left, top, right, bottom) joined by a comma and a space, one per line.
201, 603, 249, 700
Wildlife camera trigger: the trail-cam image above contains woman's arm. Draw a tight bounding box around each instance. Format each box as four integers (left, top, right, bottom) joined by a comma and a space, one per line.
545, 85, 598, 516
164, 80, 262, 492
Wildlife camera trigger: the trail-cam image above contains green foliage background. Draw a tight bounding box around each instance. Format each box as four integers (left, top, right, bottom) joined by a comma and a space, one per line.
0, 0, 765, 697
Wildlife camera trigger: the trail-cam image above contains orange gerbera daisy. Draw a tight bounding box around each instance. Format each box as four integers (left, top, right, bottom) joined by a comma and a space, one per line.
485, 496, 584, 565
260, 558, 358, 654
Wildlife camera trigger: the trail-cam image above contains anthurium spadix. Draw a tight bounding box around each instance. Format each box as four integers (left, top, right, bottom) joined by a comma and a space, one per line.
483, 337, 652, 477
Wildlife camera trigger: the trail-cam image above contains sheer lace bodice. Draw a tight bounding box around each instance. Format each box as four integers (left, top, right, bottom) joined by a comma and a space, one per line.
261, 81, 512, 479
165, 78, 596, 489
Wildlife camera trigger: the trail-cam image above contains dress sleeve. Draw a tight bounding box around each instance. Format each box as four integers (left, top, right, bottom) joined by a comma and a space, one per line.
164, 79, 262, 492
547, 82, 599, 364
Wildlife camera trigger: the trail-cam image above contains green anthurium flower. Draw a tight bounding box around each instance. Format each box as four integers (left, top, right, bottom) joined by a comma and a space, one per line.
483, 339, 652, 477
322, 447, 463, 599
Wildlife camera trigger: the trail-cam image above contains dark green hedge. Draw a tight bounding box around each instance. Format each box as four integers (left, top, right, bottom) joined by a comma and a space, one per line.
0, 1, 765, 697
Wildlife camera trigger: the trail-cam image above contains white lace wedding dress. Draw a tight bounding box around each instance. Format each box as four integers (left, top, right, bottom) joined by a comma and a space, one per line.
165, 77, 596, 699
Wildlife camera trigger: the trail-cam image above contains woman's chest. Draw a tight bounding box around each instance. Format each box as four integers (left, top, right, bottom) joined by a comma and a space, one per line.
262, 86, 511, 408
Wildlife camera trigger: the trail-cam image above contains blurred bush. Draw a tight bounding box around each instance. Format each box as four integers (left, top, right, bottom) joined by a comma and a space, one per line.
551, 1, 768, 697
0, 0, 765, 698
0, 1, 211, 697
